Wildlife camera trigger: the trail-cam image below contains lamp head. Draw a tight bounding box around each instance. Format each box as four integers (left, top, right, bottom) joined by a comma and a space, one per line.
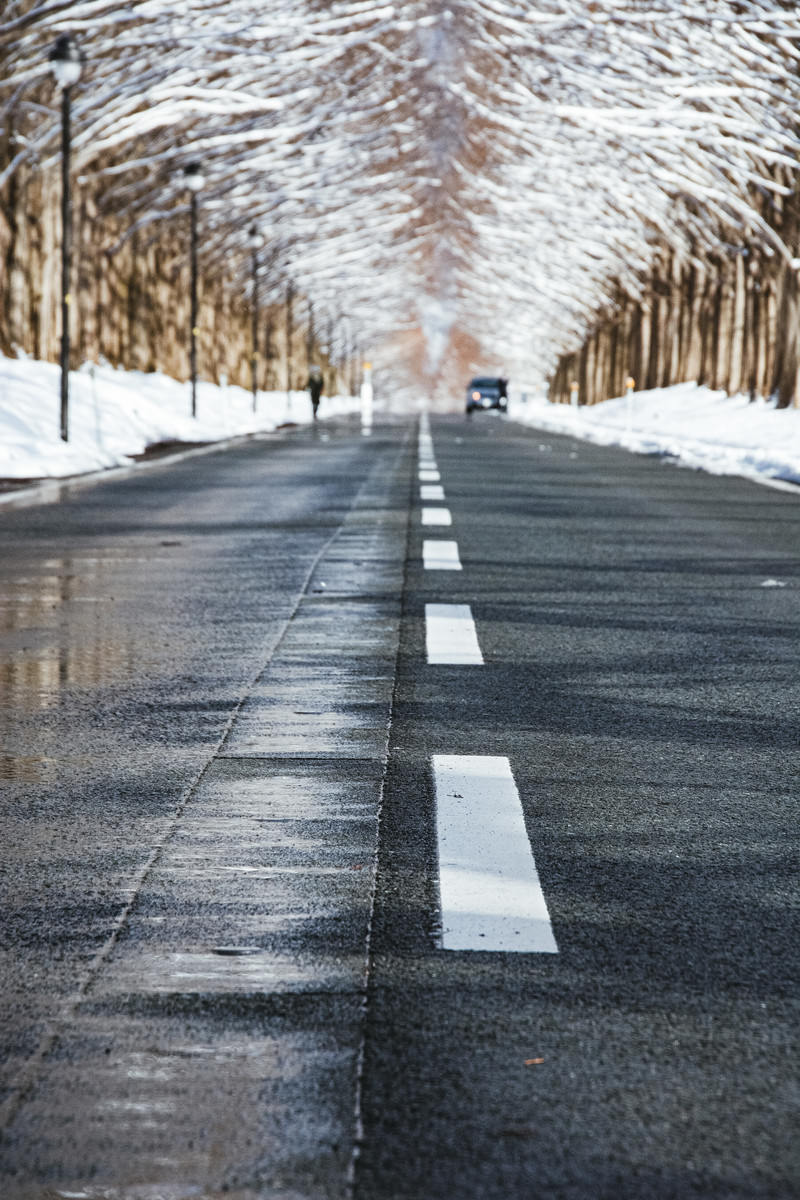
184, 162, 205, 192
49, 34, 83, 88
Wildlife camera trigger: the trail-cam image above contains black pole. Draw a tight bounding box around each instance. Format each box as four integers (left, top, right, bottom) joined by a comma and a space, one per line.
327, 314, 334, 394
59, 84, 72, 442
351, 340, 358, 397
190, 190, 198, 418
306, 298, 314, 370
251, 246, 259, 412
264, 312, 273, 391
286, 280, 293, 406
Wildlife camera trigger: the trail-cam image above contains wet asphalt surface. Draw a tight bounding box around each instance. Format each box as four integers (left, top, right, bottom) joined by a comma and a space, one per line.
1, 410, 799, 1199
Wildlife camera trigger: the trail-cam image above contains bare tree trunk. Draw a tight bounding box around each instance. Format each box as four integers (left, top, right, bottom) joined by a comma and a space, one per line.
771, 265, 800, 408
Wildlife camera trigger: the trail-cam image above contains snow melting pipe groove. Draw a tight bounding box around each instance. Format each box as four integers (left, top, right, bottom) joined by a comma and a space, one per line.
432, 755, 559, 954
425, 603, 483, 665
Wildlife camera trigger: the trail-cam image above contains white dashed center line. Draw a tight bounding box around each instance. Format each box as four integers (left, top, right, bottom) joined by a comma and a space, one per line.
423, 540, 462, 571
432, 755, 559, 953
420, 484, 445, 501
425, 603, 483, 665
421, 507, 452, 526
419, 469, 441, 482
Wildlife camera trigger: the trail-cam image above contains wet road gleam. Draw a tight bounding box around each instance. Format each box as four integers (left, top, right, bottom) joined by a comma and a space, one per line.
2, 410, 799, 1199
0, 416, 412, 1198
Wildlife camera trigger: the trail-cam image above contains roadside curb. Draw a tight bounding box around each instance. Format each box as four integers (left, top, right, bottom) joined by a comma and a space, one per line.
0, 429, 283, 511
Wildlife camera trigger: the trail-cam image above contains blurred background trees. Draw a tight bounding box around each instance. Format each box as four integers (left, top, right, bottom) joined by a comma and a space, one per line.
1, 1, 799, 404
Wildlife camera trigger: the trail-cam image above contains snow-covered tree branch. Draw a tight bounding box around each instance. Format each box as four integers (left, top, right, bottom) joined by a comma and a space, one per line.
1, 1, 799, 395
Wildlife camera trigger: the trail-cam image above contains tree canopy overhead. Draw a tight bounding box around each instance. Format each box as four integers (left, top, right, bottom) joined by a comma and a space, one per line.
2, 1, 800, 391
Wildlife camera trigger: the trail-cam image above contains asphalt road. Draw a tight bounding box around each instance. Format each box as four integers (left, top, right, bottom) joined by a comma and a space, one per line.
0, 411, 798, 1199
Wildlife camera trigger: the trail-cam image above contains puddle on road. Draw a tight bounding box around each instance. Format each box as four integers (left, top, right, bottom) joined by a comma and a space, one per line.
0, 553, 144, 710
0, 754, 52, 781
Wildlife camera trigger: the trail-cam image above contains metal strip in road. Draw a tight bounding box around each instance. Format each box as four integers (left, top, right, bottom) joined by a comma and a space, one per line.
432, 755, 559, 953
425, 603, 483, 665
420, 484, 445, 501
422, 540, 462, 571
421, 506, 451, 526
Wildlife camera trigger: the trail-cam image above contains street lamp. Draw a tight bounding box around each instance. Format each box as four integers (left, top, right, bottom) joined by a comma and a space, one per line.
336, 313, 352, 397
248, 225, 263, 413
48, 34, 83, 442
285, 278, 294, 409
306, 298, 315, 371
184, 162, 204, 417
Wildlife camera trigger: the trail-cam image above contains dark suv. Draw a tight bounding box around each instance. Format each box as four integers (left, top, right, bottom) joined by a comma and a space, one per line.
465, 376, 508, 413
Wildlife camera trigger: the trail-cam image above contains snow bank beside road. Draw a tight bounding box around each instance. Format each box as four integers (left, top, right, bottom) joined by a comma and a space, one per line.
508, 382, 800, 488
4, 355, 800, 493
0, 355, 360, 480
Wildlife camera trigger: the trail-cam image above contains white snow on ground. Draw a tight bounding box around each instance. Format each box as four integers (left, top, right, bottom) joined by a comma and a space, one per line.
508, 382, 800, 489
0, 355, 361, 481
2, 357, 800, 493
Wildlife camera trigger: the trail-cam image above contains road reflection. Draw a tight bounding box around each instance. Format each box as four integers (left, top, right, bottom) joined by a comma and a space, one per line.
0, 553, 137, 713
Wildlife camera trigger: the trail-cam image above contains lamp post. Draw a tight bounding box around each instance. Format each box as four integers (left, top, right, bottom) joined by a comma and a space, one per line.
306, 298, 314, 371
184, 162, 204, 417
48, 34, 82, 442
351, 338, 360, 397
336, 313, 352, 397
285, 279, 294, 409
248, 226, 262, 413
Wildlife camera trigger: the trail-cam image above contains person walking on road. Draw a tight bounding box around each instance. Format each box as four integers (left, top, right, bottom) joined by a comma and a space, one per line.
307, 365, 324, 420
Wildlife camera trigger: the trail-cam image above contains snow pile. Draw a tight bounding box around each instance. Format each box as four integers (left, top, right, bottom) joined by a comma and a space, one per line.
0, 356, 360, 481
3, 355, 800, 493
508, 383, 800, 489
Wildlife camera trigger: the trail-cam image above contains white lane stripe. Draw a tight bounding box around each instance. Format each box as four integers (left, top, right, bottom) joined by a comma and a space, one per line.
421, 507, 451, 526
433, 755, 559, 953
423, 540, 462, 571
419, 460, 437, 471
425, 603, 483, 665
419, 469, 440, 482
420, 484, 445, 501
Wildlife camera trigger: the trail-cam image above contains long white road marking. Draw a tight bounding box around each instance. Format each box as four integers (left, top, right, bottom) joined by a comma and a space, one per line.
420, 484, 445, 501
421, 507, 452, 526
419, 469, 440, 481
425, 604, 483, 665
423, 540, 462, 571
432, 755, 559, 953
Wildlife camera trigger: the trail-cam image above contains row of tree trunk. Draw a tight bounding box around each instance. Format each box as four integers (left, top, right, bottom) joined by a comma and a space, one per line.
551, 189, 800, 408
0, 158, 343, 395
3, 147, 799, 408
